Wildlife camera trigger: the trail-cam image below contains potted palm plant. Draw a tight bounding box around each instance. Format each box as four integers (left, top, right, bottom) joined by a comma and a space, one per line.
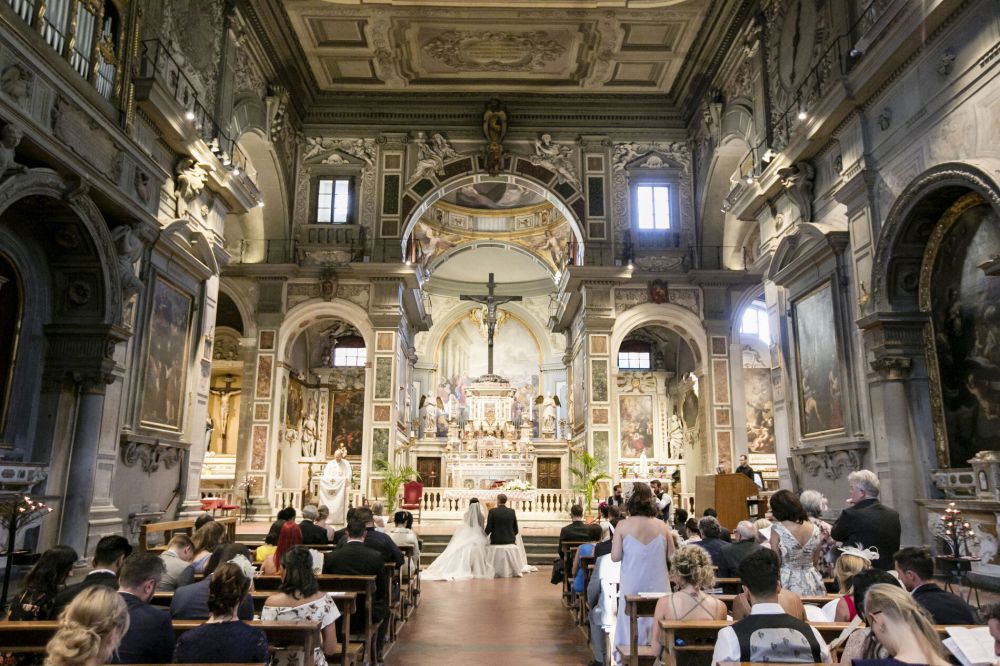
374, 458, 421, 513
570, 452, 610, 517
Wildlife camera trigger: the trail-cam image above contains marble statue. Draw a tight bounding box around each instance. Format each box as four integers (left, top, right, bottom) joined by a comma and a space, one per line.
0, 124, 28, 179
421, 394, 441, 436
542, 395, 559, 432
174, 157, 208, 218
317, 448, 352, 526
529, 133, 578, 186
667, 412, 684, 459
407, 132, 459, 185
300, 405, 319, 458
111, 224, 145, 303
638, 449, 649, 478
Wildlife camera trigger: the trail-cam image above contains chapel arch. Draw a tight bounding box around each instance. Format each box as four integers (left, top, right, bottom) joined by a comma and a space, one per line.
699, 132, 755, 270
225, 123, 290, 263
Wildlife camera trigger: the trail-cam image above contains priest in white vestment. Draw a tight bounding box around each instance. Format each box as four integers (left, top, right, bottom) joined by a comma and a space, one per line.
318, 448, 352, 526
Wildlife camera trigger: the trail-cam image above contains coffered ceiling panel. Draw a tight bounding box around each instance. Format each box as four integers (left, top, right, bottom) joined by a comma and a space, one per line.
282, 0, 709, 94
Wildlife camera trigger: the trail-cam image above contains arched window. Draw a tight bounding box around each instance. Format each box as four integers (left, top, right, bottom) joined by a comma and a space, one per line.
740, 299, 770, 344
332, 335, 366, 367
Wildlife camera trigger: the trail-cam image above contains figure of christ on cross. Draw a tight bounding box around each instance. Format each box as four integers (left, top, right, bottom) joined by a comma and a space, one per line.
460, 273, 521, 375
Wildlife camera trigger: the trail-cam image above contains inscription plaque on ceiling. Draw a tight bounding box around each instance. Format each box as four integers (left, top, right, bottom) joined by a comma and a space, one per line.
422, 30, 567, 72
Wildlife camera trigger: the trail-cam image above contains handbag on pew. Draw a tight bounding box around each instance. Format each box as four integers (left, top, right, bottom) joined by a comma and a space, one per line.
550, 557, 564, 585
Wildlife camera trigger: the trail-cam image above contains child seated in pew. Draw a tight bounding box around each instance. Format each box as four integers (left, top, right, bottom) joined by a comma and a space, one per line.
650, 545, 727, 659
173, 559, 269, 664
261, 546, 341, 666
44, 586, 129, 666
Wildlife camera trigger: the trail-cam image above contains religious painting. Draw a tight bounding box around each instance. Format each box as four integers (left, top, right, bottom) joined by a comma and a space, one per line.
329, 390, 365, 456
259, 330, 275, 351
377, 331, 394, 352
712, 358, 730, 404
649, 280, 668, 304
592, 359, 608, 402
251, 424, 267, 470
255, 354, 273, 400
440, 182, 545, 210
590, 335, 608, 355
744, 367, 775, 454
285, 377, 304, 428
436, 312, 540, 424
372, 428, 390, 465
592, 407, 609, 425
373, 404, 391, 423
139, 276, 192, 431
253, 402, 270, 422
619, 394, 654, 459
592, 430, 610, 474
792, 282, 845, 437
929, 195, 1000, 465
715, 408, 731, 427
374, 357, 393, 400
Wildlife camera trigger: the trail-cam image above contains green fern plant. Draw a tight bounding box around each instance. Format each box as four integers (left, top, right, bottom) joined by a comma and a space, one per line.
570, 451, 610, 517
373, 458, 421, 513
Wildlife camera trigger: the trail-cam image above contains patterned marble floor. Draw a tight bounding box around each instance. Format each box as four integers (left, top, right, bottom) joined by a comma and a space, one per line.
386, 573, 593, 665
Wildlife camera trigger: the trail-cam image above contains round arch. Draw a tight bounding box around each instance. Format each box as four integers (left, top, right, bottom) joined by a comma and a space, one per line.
218, 278, 257, 339
871, 159, 1000, 312
277, 298, 376, 364
399, 172, 586, 257
609, 303, 708, 370
427, 240, 557, 280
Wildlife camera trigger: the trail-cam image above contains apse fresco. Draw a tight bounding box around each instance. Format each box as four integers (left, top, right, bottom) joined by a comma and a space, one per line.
437, 313, 539, 424
931, 201, 1000, 464
440, 182, 546, 210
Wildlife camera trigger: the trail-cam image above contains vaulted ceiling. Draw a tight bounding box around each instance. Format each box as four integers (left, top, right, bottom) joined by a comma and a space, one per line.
282, 0, 710, 94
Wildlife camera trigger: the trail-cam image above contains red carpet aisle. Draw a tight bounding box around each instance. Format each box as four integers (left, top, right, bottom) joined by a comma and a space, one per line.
386, 574, 593, 665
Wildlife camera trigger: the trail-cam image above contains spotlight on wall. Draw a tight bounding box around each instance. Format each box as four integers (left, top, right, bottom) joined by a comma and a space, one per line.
744, 173, 755, 185
797, 105, 808, 121
626, 261, 634, 270
184, 110, 195, 121
232, 165, 241, 176
257, 200, 265, 208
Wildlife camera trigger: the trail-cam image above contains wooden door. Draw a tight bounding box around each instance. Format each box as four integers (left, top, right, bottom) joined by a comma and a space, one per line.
537, 457, 561, 489
416, 457, 441, 487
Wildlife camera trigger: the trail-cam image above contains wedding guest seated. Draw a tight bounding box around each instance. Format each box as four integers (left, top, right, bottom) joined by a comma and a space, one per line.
672, 508, 689, 540
690, 516, 727, 566
713, 549, 831, 664
316, 504, 335, 542
558, 504, 592, 555
651, 545, 727, 658
342, 507, 404, 567
173, 561, 269, 664
256, 520, 282, 564
193, 512, 215, 530
52, 535, 132, 617
838, 569, 903, 665
9, 545, 77, 621
261, 546, 341, 664
111, 552, 173, 664
371, 502, 387, 530
754, 518, 772, 545
702, 508, 731, 541
386, 510, 421, 577
45, 586, 129, 666
331, 507, 357, 545
984, 603, 1000, 656
262, 521, 303, 575
190, 520, 226, 574
298, 504, 329, 545
853, 583, 951, 666
718, 521, 764, 577
684, 517, 700, 541
156, 534, 195, 592
572, 523, 604, 597
170, 544, 255, 620
893, 546, 977, 624
832, 546, 873, 621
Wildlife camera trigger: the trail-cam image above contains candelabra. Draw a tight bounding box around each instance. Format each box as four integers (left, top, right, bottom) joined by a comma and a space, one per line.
941, 502, 973, 558
0, 494, 53, 610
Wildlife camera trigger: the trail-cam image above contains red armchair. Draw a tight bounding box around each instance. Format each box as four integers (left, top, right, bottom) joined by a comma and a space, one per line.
400, 480, 424, 524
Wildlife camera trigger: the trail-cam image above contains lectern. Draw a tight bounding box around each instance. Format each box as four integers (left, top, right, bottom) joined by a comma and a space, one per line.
694, 473, 759, 529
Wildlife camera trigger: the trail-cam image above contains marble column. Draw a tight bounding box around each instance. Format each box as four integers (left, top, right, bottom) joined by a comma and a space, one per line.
59, 378, 108, 556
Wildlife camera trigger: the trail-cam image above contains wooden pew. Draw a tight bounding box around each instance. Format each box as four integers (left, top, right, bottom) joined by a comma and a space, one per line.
617, 595, 662, 666
713, 577, 837, 595
714, 593, 839, 613
138, 516, 237, 551
560, 541, 588, 606
148, 592, 360, 666
578, 554, 596, 628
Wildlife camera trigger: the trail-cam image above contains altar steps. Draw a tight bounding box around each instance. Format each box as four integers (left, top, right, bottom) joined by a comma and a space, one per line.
419, 533, 559, 567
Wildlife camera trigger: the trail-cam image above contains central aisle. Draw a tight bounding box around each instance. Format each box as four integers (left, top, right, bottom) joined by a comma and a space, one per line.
386, 574, 594, 665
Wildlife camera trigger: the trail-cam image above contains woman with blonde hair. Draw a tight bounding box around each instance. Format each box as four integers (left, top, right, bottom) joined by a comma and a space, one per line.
191, 520, 227, 573
855, 583, 950, 666
44, 586, 129, 666
833, 547, 873, 621
650, 545, 727, 659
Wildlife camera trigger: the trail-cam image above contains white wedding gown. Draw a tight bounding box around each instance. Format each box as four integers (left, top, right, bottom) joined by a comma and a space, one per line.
421, 504, 495, 581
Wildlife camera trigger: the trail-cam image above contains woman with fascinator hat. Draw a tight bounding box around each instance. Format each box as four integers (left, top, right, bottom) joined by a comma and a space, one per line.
832, 544, 877, 621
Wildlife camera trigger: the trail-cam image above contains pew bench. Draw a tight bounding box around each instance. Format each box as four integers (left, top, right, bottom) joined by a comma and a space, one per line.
713, 577, 837, 595
560, 541, 588, 606
138, 516, 237, 551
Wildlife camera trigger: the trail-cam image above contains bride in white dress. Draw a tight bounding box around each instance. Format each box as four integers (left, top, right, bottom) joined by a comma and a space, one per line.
422, 499, 495, 581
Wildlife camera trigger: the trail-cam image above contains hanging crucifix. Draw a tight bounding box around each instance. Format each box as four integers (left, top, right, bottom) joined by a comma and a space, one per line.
460, 273, 521, 375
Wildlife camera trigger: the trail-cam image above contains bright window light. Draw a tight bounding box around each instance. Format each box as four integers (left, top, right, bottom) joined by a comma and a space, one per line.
637, 185, 671, 230
317, 178, 350, 223
617, 351, 651, 370
741, 300, 770, 344
333, 347, 365, 367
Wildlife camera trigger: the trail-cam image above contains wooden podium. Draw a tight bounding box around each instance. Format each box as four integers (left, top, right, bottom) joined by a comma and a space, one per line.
694, 473, 759, 529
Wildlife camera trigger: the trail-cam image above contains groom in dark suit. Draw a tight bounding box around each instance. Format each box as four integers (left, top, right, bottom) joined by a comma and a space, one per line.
485, 493, 518, 545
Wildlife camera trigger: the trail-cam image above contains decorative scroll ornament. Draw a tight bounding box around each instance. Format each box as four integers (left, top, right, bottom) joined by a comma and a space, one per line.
302, 137, 378, 170
612, 141, 691, 172
121, 440, 183, 475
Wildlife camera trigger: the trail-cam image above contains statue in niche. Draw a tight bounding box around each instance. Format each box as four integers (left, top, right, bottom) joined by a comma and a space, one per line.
174, 157, 209, 218
0, 124, 27, 179
420, 394, 443, 436
667, 409, 684, 459
529, 133, 578, 186
300, 399, 319, 458
111, 223, 145, 303
482, 99, 507, 175
538, 394, 560, 435
407, 132, 459, 186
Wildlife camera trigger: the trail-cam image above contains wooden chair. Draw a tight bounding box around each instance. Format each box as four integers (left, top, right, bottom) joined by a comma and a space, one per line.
400, 481, 423, 523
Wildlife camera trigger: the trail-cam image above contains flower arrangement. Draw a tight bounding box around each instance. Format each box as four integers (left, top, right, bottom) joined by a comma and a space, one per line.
501, 479, 535, 492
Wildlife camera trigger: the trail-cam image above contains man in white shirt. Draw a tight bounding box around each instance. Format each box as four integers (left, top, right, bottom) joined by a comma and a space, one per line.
711, 549, 831, 665
650, 479, 671, 522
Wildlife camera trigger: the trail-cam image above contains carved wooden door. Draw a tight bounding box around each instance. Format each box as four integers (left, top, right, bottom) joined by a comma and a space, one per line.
537, 457, 561, 489
416, 457, 441, 488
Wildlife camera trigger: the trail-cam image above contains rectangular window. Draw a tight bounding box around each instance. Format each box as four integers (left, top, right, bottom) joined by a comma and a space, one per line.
636, 185, 671, 230
333, 347, 366, 367
316, 178, 351, 224
617, 351, 651, 370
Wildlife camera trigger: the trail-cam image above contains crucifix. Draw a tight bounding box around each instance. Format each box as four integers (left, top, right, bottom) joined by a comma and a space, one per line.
460, 273, 521, 375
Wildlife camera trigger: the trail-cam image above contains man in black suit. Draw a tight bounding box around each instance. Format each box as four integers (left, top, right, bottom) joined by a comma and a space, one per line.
324, 519, 390, 660
559, 504, 592, 555
299, 504, 329, 544
51, 534, 131, 617
607, 485, 625, 509
894, 547, 976, 624
112, 552, 174, 664
170, 544, 254, 620
691, 516, 728, 566
485, 493, 518, 545
831, 469, 901, 570
338, 507, 404, 568
735, 454, 756, 481
718, 520, 765, 577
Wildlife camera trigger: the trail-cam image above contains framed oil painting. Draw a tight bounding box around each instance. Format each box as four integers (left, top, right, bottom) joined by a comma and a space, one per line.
140, 276, 192, 431
329, 390, 365, 456
619, 394, 654, 459
792, 281, 845, 437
